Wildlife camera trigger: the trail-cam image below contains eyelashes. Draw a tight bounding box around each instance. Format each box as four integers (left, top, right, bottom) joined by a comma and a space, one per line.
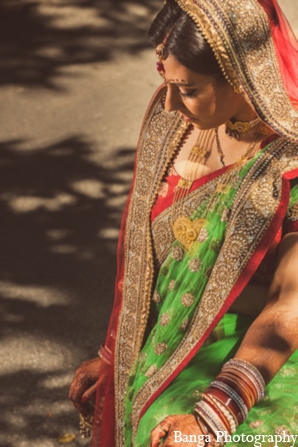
179, 90, 196, 98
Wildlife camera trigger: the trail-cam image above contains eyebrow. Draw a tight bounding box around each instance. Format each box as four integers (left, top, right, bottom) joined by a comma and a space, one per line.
165, 79, 195, 86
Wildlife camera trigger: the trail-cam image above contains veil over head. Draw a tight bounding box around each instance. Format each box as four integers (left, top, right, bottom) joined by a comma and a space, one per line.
171, 0, 298, 141
91, 2, 298, 447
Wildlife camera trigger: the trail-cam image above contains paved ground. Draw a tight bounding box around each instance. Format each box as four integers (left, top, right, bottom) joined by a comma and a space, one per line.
0, 1, 297, 446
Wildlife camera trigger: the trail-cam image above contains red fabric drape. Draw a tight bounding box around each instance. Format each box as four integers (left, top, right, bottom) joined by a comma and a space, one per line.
91, 85, 166, 447
259, 0, 298, 108
91, 178, 133, 447
91, 2, 298, 446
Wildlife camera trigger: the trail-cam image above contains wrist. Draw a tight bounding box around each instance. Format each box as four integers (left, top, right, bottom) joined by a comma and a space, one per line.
98, 345, 112, 365
194, 358, 265, 437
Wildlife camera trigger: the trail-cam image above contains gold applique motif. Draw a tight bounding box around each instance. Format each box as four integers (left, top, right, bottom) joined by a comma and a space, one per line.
160, 313, 171, 327
145, 364, 158, 378
275, 426, 292, 437
169, 280, 176, 291
197, 227, 208, 243
181, 293, 195, 307
151, 176, 220, 266
154, 343, 168, 356
173, 217, 206, 251
189, 258, 201, 272
249, 420, 264, 429
172, 246, 184, 261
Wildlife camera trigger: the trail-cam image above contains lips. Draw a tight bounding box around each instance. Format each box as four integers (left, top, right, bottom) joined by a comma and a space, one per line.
182, 115, 193, 122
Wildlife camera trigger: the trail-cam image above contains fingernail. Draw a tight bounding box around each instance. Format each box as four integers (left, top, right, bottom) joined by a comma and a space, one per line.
81, 395, 89, 403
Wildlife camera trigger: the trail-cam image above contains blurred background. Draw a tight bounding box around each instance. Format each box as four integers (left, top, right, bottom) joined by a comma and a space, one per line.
0, 1, 297, 446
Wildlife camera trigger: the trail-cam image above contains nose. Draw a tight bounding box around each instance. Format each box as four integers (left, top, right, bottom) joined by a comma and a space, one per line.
164, 85, 184, 113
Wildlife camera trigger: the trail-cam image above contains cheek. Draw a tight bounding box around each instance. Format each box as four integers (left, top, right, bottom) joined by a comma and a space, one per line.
193, 97, 216, 116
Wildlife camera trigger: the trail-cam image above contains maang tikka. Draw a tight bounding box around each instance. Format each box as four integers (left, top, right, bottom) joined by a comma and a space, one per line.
156, 35, 169, 75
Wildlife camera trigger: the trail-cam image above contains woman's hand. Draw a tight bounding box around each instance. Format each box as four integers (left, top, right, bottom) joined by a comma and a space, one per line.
150, 414, 207, 447
68, 357, 106, 416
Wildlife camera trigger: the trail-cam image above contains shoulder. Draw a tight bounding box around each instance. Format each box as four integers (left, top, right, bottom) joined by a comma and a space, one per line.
135, 84, 183, 162
137, 84, 179, 144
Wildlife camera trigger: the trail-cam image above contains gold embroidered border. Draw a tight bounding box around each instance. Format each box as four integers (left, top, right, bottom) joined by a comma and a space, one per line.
131, 138, 298, 438
114, 87, 190, 447
174, 0, 298, 140
151, 173, 224, 266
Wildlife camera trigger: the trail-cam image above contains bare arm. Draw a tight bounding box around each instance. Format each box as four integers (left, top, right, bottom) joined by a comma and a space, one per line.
236, 232, 298, 383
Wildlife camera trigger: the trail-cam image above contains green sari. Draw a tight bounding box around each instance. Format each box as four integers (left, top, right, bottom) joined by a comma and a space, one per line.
107, 0, 298, 444
123, 143, 298, 446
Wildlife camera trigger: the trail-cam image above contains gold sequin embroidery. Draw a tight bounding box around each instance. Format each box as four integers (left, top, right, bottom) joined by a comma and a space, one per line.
154, 343, 168, 356
172, 246, 184, 261
181, 293, 195, 307
160, 313, 171, 327
189, 258, 202, 272
145, 364, 158, 378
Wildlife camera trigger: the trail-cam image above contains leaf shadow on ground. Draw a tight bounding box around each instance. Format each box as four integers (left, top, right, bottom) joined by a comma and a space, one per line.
0, 137, 135, 446
0, 0, 160, 89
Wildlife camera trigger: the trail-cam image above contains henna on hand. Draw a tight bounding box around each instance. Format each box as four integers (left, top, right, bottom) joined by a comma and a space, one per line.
150, 414, 209, 447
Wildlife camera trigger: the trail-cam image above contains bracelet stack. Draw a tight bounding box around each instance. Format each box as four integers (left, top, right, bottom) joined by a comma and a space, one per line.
194, 358, 265, 439
98, 345, 112, 365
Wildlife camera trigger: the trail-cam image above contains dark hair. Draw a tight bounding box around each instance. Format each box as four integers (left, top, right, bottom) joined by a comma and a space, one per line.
148, 0, 224, 80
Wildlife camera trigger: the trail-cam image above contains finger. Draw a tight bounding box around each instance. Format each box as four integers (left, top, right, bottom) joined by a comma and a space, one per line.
82, 382, 98, 403
72, 401, 94, 417
150, 425, 167, 447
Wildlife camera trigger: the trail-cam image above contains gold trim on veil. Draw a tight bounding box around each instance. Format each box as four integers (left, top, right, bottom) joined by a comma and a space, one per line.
173, 0, 298, 141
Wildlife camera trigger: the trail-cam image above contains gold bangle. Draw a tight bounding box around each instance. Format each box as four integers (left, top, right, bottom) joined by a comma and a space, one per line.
79, 413, 93, 439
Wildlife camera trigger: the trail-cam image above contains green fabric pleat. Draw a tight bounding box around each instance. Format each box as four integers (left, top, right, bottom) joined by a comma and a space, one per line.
132, 313, 298, 447
289, 178, 298, 209
123, 144, 298, 447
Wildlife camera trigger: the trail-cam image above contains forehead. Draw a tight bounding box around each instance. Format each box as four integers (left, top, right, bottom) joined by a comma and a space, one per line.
162, 55, 214, 86
163, 55, 194, 82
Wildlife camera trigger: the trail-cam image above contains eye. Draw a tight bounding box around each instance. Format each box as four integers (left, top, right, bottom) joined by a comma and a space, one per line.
179, 90, 196, 98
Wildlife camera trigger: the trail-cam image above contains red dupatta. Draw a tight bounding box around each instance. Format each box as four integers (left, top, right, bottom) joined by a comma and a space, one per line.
259, 0, 298, 108
91, 1, 298, 446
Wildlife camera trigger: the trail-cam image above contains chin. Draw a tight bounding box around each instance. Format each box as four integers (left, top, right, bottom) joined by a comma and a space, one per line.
193, 122, 213, 130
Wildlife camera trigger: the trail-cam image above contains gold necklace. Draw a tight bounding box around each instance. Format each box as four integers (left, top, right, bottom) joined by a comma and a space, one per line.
172, 128, 262, 252
215, 127, 261, 168
225, 117, 261, 140
172, 129, 214, 251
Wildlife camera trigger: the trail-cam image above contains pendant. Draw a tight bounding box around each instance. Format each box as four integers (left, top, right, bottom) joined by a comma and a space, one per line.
173, 217, 206, 251
225, 126, 240, 140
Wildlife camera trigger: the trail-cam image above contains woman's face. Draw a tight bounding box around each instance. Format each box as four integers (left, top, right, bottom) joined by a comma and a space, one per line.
162, 55, 255, 129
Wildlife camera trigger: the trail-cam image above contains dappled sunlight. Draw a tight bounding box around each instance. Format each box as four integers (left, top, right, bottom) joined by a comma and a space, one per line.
0, 0, 160, 89
0, 1, 159, 445
41, 372, 75, 390
0, 336, 73, 374
0, 135, 135, 444
70, 179, 104, 199
0, 368, 90, 446
98, 227, 120, 240
0, 281, 70, 307
4, 193, 77, 213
